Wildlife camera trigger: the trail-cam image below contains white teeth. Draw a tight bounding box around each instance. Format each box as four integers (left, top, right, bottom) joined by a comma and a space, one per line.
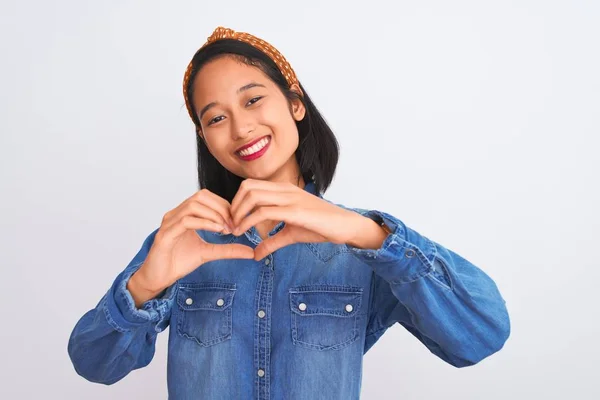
238, 137, 270, 156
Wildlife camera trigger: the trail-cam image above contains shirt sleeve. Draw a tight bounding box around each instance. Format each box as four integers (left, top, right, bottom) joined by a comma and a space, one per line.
347, 208, 511, 368
67, 228, 176, 384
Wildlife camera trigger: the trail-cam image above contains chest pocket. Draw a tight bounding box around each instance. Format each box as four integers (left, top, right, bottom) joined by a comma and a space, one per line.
176, 282, 236, 347
289, 285, 363, 351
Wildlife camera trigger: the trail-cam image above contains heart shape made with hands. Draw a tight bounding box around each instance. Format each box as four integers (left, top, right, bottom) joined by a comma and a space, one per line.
225, 179, 375, 260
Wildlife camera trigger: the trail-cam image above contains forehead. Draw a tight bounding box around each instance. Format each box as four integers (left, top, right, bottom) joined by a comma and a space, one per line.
192, 56, 271, 100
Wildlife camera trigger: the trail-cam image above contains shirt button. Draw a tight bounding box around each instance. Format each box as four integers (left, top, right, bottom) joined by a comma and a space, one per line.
405, 249, 416, 258
257, 369, 265, 377
265, 259, 270, 265
298, 303, 307, 311
345, 304, 353, 312
257, 310, 266, 318
216, 298, 225, 307
185, 298, 193, 305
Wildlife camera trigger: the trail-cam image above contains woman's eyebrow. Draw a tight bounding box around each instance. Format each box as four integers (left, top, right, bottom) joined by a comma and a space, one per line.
198, 82, 266, 120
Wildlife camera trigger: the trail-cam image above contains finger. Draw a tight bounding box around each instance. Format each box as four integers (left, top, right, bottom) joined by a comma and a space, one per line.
231, 190, 292, 227
254, 227, 295, 260
233, 205, 296, 236
230, 179, 288, 218
162, 189, 232, 229
164, 201, 230, 232
161, 215, 226, 242
201, 242, 255, 263
194, 189, 235, 228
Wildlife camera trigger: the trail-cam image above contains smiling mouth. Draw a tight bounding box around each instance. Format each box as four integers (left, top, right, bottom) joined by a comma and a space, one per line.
236, 136, 271, 160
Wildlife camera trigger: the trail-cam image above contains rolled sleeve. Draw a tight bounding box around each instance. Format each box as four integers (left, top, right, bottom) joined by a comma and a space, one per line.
103, 237, 175, 333
347, 209, 437, 284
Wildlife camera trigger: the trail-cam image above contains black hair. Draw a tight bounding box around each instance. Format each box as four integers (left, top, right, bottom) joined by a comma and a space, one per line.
183, 39, 339, 203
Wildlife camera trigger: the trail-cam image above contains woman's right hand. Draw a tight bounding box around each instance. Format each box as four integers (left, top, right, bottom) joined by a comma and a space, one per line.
127, 189, 255, 307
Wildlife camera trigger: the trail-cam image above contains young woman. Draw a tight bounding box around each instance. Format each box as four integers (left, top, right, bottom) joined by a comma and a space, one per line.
68, 26, 510, 399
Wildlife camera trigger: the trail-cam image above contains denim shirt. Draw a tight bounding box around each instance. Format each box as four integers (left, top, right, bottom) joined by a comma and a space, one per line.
68, 181, 510, 399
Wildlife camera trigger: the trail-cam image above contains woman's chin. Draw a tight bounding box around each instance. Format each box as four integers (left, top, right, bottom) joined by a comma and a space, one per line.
240, 168, 278, 181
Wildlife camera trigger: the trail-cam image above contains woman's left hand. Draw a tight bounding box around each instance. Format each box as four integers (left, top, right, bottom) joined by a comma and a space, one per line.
229, 179, 387, 260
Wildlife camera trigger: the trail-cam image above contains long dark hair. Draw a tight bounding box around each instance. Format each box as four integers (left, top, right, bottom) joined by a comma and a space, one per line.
183, 39, 340, 203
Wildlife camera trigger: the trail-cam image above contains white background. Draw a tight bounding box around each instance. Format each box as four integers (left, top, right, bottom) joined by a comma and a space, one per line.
1, 0, 598, 398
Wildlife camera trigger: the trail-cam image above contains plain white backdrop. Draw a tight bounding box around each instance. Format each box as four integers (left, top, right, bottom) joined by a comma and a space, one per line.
1, 0, 598, 398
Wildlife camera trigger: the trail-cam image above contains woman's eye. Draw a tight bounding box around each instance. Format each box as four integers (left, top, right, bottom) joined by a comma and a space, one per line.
206, 98, 262, 126
247, 96, 262, 106
208, 115, 224, 126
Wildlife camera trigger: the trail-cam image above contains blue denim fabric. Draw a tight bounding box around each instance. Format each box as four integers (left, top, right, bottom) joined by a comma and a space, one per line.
68, 181, 510, 399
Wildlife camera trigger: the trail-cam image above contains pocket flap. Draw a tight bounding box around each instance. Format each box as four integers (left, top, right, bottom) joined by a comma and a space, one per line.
177, 283, 236, 311
289, 285, 362, 317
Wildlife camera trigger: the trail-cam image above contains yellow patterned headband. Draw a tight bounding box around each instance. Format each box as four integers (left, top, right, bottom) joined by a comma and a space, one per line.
182, 26, 299, 128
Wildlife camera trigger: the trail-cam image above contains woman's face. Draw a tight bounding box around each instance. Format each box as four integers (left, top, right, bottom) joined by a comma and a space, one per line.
191, 56, 306, 182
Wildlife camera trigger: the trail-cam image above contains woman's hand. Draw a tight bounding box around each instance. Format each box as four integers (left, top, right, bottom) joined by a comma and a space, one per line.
128, 189, 255, 307
229, 179, 388, 260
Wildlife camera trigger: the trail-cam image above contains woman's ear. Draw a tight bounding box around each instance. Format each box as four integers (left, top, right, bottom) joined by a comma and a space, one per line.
289, 83, 306, 122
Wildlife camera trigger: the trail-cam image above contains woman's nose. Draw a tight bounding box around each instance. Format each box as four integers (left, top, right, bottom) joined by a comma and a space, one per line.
231, 112, 255, 140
